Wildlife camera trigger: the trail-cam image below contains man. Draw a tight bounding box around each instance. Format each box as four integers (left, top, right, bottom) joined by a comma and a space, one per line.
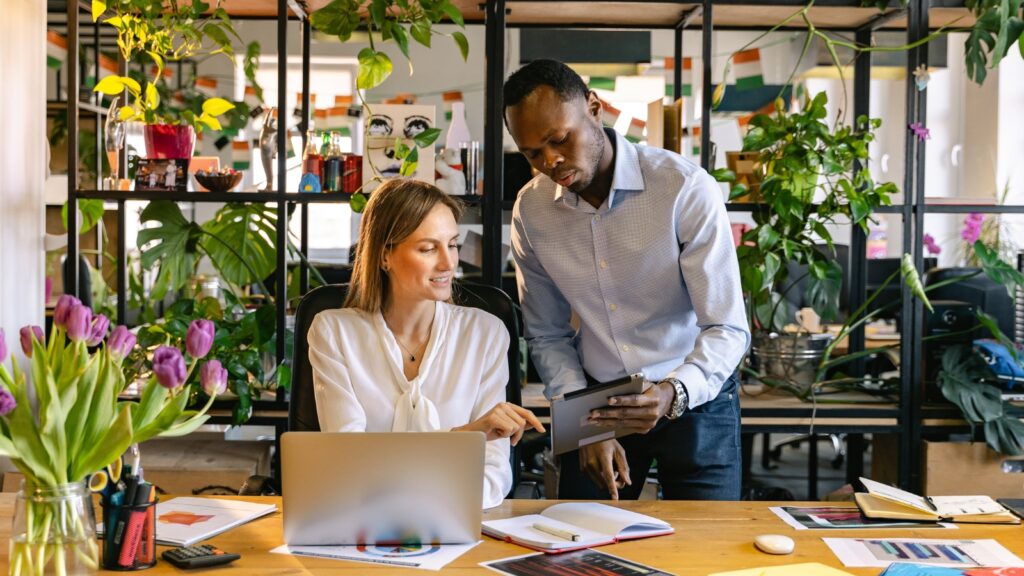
505, 59, 750, 500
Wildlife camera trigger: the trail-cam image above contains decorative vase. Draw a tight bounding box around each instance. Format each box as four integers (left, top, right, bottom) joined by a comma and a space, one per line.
143, 124, 195, 159
8, 480, 99, 576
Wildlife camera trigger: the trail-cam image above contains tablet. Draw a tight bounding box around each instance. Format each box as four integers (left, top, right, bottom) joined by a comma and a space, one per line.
997, 498, 1024, 520
549, 373, 650, 455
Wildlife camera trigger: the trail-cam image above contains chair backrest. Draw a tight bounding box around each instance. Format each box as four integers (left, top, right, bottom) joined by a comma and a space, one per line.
288, 282, 523, 491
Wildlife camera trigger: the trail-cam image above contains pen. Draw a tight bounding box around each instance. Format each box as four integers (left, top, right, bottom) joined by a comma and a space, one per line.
533, 522, 581, 542
924, 496, 939, 512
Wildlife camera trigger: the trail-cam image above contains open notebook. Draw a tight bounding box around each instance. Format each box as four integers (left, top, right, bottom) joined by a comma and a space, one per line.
481, 502, 673, 553
856, 477, 1020, 524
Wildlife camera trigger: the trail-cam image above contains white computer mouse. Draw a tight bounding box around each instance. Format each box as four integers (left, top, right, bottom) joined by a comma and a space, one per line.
754, 534, 795, 555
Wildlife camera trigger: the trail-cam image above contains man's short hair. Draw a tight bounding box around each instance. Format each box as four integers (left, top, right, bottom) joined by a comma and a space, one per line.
503, 59, 589, 119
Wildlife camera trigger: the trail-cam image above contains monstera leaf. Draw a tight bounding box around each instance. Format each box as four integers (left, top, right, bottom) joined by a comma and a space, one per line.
935, 345, 1004, 425
200, 203, 277, 289
138, 201, 201, 293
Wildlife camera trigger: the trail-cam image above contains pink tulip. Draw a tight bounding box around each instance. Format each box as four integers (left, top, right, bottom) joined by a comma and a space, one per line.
19, 326, 44, 357
186, 319, 215, 359
0, 329, 7, 363
66, 304, 93, 343
87, 314, 110, 347
152, 346, 186, 389
53, 294, 82, 327
200, 359, 228, 396
0, 389, 14, 416
107, 326, 136, 361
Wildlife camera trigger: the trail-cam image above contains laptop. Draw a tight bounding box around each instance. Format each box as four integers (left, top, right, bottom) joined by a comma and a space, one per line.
281, 431, 485, 546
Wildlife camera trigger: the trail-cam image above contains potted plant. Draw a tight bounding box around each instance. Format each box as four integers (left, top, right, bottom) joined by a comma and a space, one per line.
310, 0, 469, 210
89, 0, 260, 158
715, 91, 899, 391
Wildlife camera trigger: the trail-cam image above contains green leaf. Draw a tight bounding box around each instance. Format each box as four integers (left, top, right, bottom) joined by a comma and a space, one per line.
440, 1, 465, 26
197, 114, 223, 132
413, 127, 442, 149
936, 345, 1004, 423
400, 146, 419, 176
118, 105, 136, 121
711, 82, 726, 110
709, 168, 736, 183
984, 416, 1024, 455
411, 20, 431, 48
61, 199, 105, 234
138, 201, 201, 293
451, 30, 469, 61
369, 0, 387, 29
71, 403, 133, 481
202, 97, 236, 117
357, 48, 393, 90
391, 22, 412, 62
200, 203, 278, 288
351, 192, 368, 213
276, 363, 292, 392
806, 260, 842, 320
901, 254, 933, 312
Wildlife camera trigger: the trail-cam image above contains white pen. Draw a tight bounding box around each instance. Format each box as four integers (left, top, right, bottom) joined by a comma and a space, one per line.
532, 522, 581, 542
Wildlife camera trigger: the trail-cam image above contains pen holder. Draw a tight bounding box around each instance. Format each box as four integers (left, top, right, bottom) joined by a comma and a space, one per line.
101, 496, 158, 570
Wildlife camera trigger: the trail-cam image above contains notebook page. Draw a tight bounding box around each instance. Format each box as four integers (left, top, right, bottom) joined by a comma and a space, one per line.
930, 496, 1007, 516
860, 478, 931, 513
481, 514, 611, 549
542, 503, 671, 537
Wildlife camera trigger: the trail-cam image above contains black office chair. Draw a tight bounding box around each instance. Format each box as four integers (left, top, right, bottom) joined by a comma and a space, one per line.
287, 281, 524, 495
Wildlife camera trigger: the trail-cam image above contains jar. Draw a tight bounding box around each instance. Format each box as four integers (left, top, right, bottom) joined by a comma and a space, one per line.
9, 480, 99, 575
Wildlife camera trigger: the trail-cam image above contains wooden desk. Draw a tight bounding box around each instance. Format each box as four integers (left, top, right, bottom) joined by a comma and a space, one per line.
2, 495, 1022, 575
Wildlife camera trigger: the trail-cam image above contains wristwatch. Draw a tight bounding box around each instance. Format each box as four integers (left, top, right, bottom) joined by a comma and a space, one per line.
661, 378, 689, 420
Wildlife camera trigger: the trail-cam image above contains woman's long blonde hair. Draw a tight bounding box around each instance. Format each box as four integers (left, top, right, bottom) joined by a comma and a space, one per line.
344, 178, 464, 312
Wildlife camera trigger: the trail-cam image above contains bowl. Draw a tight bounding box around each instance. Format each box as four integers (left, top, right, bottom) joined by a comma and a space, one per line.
194, 172, 243, 193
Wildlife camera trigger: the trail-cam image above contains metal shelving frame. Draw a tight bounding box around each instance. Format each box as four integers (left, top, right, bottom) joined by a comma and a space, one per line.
59, 0, 1023, 491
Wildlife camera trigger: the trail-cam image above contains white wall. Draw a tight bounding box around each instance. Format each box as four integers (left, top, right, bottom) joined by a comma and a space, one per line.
1, 0, 46, 348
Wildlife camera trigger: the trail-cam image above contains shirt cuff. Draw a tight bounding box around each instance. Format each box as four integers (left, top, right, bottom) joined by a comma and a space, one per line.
667, 364, 709, 409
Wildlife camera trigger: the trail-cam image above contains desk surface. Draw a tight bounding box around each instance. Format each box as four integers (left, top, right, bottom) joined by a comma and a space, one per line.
2, 495, 1021, 575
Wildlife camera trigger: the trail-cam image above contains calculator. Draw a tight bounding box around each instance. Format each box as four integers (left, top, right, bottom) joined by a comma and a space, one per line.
161, 544, 240, 569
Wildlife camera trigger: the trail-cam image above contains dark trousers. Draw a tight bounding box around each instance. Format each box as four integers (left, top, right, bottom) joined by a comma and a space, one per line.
558, 374, 741, 500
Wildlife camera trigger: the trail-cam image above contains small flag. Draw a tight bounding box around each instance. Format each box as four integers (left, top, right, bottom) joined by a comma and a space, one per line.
691, 126, 701, 157
334, 95, 353, 106
232, 140, 251, 170
625, 118, 645, 143
46, 30, 67, 69
244, 86, 260, 108
98, 54, 118, 80
384, 93, 416, 104
662, 57, 694, 97
313, 108, 328, 130
443, 90, 463, 121
195, 76, 217, 97
326, 106, 349, 130
733, 48, 764, 92
600, 100, 620, 128
587, 77, 615, 91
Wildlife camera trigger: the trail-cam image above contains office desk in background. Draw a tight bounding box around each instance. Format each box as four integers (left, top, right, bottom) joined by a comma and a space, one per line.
2, 495, 1022, 575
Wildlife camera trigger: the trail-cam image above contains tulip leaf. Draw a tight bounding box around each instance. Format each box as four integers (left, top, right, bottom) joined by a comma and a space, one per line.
133, 379, 169, 434
901, 254, 932, 312
133, 389, 189, 445
0, 435, 16, 458
64, 353, 104, 465
71, 404, 133, 481
159, 413, 210, 437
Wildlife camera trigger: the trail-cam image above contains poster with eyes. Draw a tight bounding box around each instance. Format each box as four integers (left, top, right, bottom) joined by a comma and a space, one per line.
362, 104, 435, 192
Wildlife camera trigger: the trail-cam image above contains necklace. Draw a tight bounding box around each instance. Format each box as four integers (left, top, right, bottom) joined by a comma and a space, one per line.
383, 315, 428, 363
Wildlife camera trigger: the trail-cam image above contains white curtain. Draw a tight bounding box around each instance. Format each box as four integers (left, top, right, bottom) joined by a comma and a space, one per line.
0, 0, 46, 351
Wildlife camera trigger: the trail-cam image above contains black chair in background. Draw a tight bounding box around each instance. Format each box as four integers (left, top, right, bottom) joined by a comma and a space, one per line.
287, 281, 524, 496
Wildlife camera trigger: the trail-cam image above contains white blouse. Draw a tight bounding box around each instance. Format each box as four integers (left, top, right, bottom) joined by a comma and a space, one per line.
308, 301, 513, 508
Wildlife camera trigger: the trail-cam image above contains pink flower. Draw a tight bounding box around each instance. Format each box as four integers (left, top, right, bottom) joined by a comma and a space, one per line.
0, 389, 14, 416
87, 314, 110, 347
53, 294, 82, 328
152, 346, 187, 389
923, 233, 941, 255
66, 305, 93, 343
0, 329, 7, 363
961, 213, 984, 244
107, 326, 136, 362
185, 319, 215, 359
200, 359, 228, 396
19, 326, 44, 357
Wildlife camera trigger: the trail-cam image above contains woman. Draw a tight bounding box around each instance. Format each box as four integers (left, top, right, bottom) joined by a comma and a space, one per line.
308, 178, 544, 508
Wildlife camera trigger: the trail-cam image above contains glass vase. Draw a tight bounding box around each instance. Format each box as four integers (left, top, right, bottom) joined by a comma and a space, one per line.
8, 480, 99, 576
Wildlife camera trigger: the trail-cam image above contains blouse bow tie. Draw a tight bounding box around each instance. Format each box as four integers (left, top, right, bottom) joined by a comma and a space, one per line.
391, 382, 440, 432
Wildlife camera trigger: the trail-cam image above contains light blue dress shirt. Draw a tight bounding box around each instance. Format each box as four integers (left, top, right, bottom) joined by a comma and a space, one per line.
511, 129, 750, 408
